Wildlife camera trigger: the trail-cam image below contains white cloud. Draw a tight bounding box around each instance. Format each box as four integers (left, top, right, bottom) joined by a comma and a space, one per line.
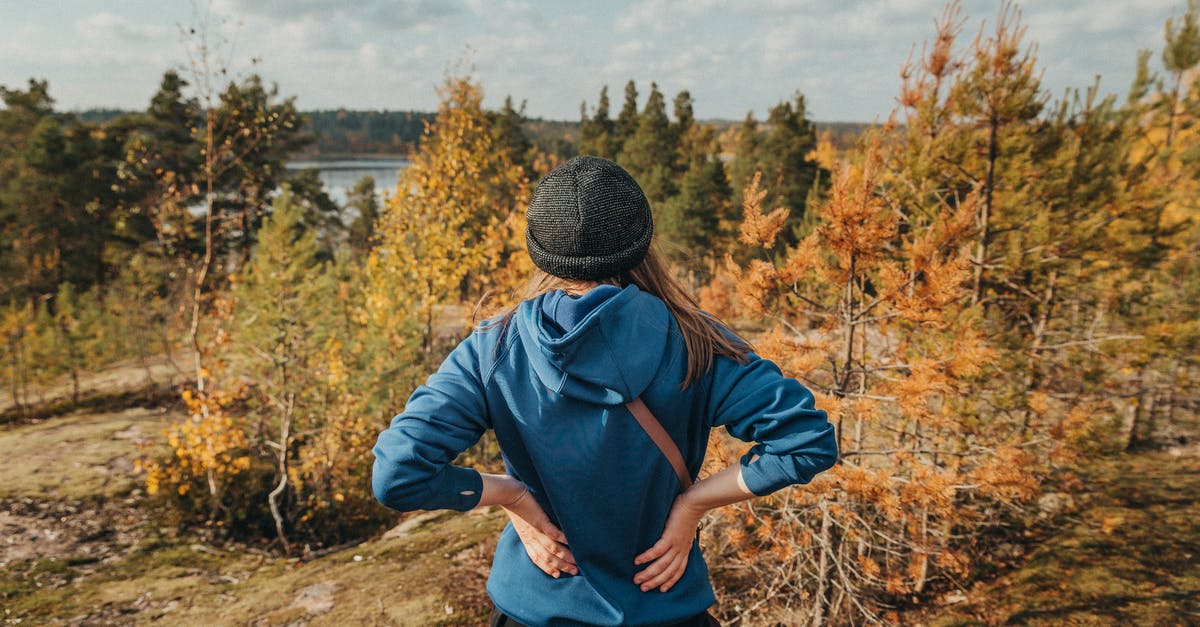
0, 0, 1186, 120
74, 12, 169, 43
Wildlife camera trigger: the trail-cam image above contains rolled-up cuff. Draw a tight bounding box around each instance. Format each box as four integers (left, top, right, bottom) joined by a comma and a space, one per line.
426, 465, 484, 511
739, 447, 780, 496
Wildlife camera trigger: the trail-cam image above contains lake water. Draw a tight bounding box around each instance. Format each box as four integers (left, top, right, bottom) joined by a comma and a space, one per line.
285, 157, 409, 205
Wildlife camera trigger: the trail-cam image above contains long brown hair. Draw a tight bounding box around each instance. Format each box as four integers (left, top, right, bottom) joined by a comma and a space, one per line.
479, 246, 752, 389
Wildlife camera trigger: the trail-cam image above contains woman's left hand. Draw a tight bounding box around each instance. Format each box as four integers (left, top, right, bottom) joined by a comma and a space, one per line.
503, 488, 578, 578
633, 494, 704, 592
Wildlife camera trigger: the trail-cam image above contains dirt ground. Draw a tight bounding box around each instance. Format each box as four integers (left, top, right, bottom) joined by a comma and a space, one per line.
0, 352, 190, 421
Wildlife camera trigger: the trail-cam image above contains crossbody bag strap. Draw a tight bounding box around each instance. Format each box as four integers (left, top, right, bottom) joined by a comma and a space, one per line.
625, 397, 693, 491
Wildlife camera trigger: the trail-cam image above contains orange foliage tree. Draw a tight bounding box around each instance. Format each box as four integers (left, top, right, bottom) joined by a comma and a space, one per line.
700, 135, 1041, 619
699, 3, 1200, 622
702, 133, 1043, 623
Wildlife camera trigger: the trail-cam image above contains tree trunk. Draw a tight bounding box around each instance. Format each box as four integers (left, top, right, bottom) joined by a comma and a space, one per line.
972, 114, 999, 307
269, 391, 295, 555
809, 500, 835, 627
190, 109, 217, 394
1126, 366, 1154, 450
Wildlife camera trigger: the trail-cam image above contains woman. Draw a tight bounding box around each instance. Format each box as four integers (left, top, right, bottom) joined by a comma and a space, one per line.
372, 156, 838, 627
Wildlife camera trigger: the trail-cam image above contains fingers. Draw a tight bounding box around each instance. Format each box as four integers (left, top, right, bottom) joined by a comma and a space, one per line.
529, 544, 578, 576
503, 491, 576, 575
657, 557, 687, 593
639, 553, 685, 592
633, 547, 678, 586
634, 538, 670, 566
528, 541, 578, 576
533, 534, 576, 568
513, 519, 574, 564
512, 519, 577, 577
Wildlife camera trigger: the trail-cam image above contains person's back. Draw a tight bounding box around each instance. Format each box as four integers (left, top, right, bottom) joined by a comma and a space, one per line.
372, 156, 838, 627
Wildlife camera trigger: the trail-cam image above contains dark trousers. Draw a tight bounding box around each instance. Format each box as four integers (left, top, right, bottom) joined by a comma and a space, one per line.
489, 606, 719, 627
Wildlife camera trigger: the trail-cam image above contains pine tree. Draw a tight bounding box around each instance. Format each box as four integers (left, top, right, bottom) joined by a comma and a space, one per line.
210, 76, 314, 266
1114, 0, 1200, 447
0, 81, 126, 305
658, 124, 730, 279
670, 90, 696, 160
492, 95, 535, 175
758, 93, 824, 240
705, 134, 1005, 625
346, 175, 379, 257
1162, 0, 1200, 150
282, 169, 343, 259
728, 112, 762, 206
578, 85, 618, 159
119, 70, 204, 254
231, 189, 337, 552
615, 79, 640, 146
948, 3, 1044, 308
617, 82, 677, 203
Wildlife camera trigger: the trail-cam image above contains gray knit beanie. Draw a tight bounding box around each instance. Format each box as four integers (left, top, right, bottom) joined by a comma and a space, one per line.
525, 155, 653, 281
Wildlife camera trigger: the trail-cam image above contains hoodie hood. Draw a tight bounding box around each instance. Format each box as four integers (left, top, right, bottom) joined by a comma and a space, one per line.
514, 284, 671, 404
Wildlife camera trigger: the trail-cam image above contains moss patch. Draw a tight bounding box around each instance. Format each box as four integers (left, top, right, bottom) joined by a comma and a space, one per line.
0, 407, 175, 500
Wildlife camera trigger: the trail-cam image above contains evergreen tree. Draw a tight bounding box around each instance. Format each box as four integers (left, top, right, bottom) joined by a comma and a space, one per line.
127, 67, 313, 391
707, 136, 996, 625
578, 85, 618, 159
282, 168, 343, 259
0, 81, 123, 304
491, 95, 536, 175
1115, 0, 1200, 447
617, 82, 677, 203
947, 4, 1044, 308
232, 189, 338, 552
118, 70, 204, 260
728, 112, 762, 205
658, 123, 730, 277
758, 93, 824, 240
211, 75, 313, 266
670, 90, 696, 161
615, 79, 640, 146
346, 175, 379, 257
1162, 0, 1200, 149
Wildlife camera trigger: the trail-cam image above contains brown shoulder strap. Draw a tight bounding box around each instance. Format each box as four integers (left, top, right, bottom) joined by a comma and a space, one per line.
625, 397, 692, 490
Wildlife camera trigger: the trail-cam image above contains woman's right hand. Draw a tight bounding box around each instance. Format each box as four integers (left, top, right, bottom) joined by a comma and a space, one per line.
504, 488, 578, 578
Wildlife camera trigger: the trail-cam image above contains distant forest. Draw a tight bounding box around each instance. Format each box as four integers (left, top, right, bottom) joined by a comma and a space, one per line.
76, 107, 870, 159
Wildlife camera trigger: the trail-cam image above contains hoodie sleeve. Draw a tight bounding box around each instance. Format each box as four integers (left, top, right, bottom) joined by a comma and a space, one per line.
372, 332, 490, 512
708, 353, 838, 496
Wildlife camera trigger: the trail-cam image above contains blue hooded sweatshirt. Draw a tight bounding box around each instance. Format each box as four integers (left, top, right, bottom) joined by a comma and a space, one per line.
372, 284, 838, 627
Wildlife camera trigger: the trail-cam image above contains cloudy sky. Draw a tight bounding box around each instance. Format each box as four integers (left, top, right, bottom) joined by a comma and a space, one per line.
0, 0, 1187, 122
